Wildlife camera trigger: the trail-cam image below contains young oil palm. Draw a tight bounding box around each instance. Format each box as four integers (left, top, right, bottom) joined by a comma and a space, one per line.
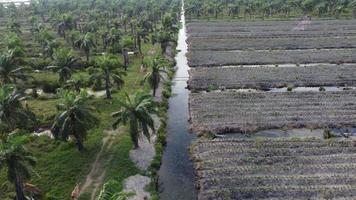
47, 48, 78, 83
97, 181, 134, 200
112, 92, 157, 149
142, 56, 167, 96
0, 85, 36, 132
0, 135, 37, 200
76, 32, 95, 62
89, 55, 126, 99
51, 89, 98, 151
0, 50, 31, 85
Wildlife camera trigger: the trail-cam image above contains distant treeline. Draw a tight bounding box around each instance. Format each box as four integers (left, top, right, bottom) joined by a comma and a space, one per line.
185, 0, 356, 19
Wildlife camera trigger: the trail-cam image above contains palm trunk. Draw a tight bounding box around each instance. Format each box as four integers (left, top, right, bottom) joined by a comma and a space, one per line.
105, 70, 111, 99
123, 50, 129, 70
15, 175, 26, 200
86, 51, 89, 62
76, 139, 84, 151
153, 87, 156, 96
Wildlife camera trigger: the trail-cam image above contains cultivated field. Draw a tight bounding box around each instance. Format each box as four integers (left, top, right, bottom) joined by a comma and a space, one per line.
187, 18, 356, 200
188, 64, 356, 90
189, 91, 356, 134
188, 37, 356, 50
188, 49, 356, 67
192, 138, 356, 200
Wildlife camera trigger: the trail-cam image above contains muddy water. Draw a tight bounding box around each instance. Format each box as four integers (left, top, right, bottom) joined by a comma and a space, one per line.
158, 2, 197, 200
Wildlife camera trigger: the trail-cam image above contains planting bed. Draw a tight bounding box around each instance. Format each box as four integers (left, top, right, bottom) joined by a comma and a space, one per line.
191, 137, 356, 200
188, 36, 356, 50
187, 30, 356, 39
188, 64, 356, 90
189, 91, 356, 134
187, 20, 356, 39
188, 49, 356, 67
187, 19, 356, 30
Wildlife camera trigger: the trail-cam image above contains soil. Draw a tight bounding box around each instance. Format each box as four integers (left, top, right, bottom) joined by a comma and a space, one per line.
123, 175, 151, 200
78, 130, 117, 200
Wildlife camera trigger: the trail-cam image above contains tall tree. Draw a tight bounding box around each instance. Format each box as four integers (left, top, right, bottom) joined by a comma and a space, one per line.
89, 55, 126, 99
142, 56, 167, 96
112, 92, 157, 149
0, 135, 37, 200
51, 90, 98, 151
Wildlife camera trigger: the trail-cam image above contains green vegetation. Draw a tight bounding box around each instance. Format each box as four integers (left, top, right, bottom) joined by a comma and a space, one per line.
112, 92, 157, 149
0, 0, 180, 199
185, 0, 356, 19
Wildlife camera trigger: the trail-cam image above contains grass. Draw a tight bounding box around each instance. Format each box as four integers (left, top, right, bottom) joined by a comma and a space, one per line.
0, 42, 162, 200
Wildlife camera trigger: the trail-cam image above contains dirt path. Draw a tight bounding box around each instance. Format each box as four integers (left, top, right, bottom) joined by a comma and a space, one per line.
78, 130, 117, 200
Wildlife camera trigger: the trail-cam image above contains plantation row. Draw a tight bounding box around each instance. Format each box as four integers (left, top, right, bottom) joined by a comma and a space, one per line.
188, 64, 356, 90
192, 138, 356, 200
193, 138, 356, 152
188, 36, 356, 51
188, 30, 356, 39
187, 20, 356, 34
189, 91, 356, 134
188, 49, 356, 67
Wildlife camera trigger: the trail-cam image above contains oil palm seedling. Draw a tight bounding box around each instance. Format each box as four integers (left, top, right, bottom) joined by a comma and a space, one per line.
112, 91, 157, 149
97, 181, 134, 200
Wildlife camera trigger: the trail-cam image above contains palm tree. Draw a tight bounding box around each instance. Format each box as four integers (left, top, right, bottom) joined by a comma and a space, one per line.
106, 28, 122, 52
76, 32, 95, 62
57, 14, 75, 38
0, 135, 37, 200
47, 48, 78, 83
51, 90, 98, 151
5, 34, 25, 57
89, 55, 126, 99
112, 92, 157, 149
0, 85, 36, 132
142, 56, 167, 96
158, 30, 173, 55
0, 50, 31, 84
